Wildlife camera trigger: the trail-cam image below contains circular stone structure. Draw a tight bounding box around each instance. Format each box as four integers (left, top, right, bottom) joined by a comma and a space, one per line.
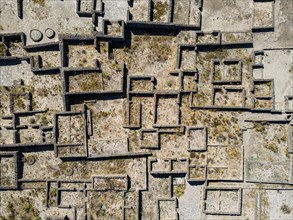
45, 28, 55, 39
30, 29, 43, 42
64, 167, 74, 176
26, 155, 36, 165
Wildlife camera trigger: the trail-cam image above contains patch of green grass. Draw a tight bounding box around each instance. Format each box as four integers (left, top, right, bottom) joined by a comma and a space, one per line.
148, 36, 173, 62
214, 67, 221, 80
103, 72, 112, 82
0, 102, 3, 117
264, 143, 278, 154
153, 1, 169, 21
130, 131, 140, 148
39, 114, 49, 126
285, 146, 290, 159
0, 42, 5, 56
21, 198, 40, 220
253, 122, 266, 132
32, 0, 45, 7
0, 198, 40, 220
32, 101, 37, 110
79, 73, 102, 92
0, 202, 16, 220
36, 87, 48, 97
227, 147, 241, 160
280, 204, 292, 214
100, 42, 108, 53
261, 194, 269, 220
94, 111, 111, 121
125, 35, 174, 67
52, 84, 62, 95
48, 188, 57, 206
14, 97, 25, 110
205, 48, 229, 61
173, 185, 186, 198
244, 55, 253, 64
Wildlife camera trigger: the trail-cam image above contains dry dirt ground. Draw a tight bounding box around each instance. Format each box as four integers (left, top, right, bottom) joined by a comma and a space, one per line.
0, 0, 292, 220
